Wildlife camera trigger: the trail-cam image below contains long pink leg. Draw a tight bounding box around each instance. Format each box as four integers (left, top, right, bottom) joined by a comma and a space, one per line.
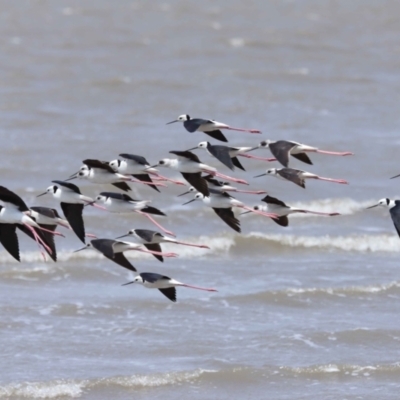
86, 233, 98, 238
316, 150, 354, 156
205, 170, 248, 185
136, 211, 176, 237
84, 201, 108, 211
173, 241, 210, 249
129, 178, 167, 187
24, 224, 52, 256
238, 154, 277, 162
230, 189, 267, 195
237, 205, 279, 219
180, 283, 218, 292
37, 226, 65, 238
314, 176, 348, 184
148, 172, 185, 186
131, 248, 178, 257
226, 127, 261, 134
299, 210, 341, 216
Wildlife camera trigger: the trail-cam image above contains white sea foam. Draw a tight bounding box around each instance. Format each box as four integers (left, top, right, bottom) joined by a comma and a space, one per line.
0, 369, 216, 398
246, 232, 400, 252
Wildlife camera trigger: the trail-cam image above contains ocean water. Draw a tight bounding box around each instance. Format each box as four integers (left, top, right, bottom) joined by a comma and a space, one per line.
1, 0, 400, 399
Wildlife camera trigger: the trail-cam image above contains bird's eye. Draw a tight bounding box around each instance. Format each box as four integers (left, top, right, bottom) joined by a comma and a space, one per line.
254, 206, 259, 210
159, 160, 165, 165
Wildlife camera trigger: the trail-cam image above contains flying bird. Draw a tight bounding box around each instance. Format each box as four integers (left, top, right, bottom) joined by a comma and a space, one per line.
254, 168, 348, 188
258, 140, 353, 167
367, 198, 400, 237
167, 114, 261, 143
122, 272, 217, 302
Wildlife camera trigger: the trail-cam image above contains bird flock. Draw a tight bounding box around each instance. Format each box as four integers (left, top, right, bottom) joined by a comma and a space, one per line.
5, 114, 399, 302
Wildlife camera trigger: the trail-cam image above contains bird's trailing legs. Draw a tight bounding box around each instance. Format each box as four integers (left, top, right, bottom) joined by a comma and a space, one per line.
136, 210, 176, 237
238, 153, 277, 162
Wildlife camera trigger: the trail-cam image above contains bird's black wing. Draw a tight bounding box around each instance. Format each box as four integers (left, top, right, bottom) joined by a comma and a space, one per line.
0, 224, 20, 261
132, 174, 160, 192
111, 182, 131, 192
181, 173, 209, 196
261, 195, 288, 208
291, 152, 313, 165
269, 141, 297, 167
271, 216, 289, 227
207, 145, 235, 170
184, 119, 205, 132
60, 203, 85, 243
231, 157, 245, 171
141, 272, 170, 283
389, 204, 400, 237
52, 180, 81, 194
90, 239, 116, 258
83, 159, 115, 173
278, 168, 306, 188
144, 243, 163, 262
169, 150, 201, 163
203, 130, 228, 142
141, 206, 166, 216
134, 229, 158, 242
158, 287, 177, 302
119, 154, 149, 165
103, 252, 137, 272
0, 186, 29, 211
99, 192, 136, 201
203, 175, 223, 187
212, 208, 241, 233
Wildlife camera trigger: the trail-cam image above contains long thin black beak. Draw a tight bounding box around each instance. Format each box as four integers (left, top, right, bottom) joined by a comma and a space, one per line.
85, 201, 96, 207
73, 246, 87, 253
121, 281, 134, 286
177, 190, 191, 197
68, 171, 79, 179
64, 176, 77, 181
185, 147, 198, 151
36, 192, 47, 197
166, 120, 178, 125
254, 173, 267, 178
146, 164, 159, 169
390, 173, 400, 179
182, 199, 196, 205
115, 233, 130, 239
240, 210, 252, 215
366, 204, 379, 209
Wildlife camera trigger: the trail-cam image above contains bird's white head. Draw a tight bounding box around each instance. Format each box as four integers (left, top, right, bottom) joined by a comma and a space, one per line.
37, 185, 58, 197
259, 140, 272, 148
177, 114, 190, 121
197, 141, 208, 149
157, 159, 174, 168
77, 169, 90, 179
95, 195, 107, 203
266, 168, 278, 175
108, 159, 122, 171
367, 198, 397, 210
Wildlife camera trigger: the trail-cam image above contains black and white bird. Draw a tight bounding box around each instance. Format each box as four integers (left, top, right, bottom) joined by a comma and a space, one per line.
92, 192, 174, 236
186, 141, 248, 171
67, 159, 133, 192
258, 140, 353, 167
108, 154, 172, 192
122, 272, 218, 302
37, 180, 97, 244
166, 114, 261, 143
367, 198, 400, 237
74, 239, 177, 270
182, 189, 278, 233
254, 168, 348, 188
241, 195, 341, 226
0, 186, 58, 261
116, 228, 210, 262
150, 150, 248, 196
178, 175, 266, 196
